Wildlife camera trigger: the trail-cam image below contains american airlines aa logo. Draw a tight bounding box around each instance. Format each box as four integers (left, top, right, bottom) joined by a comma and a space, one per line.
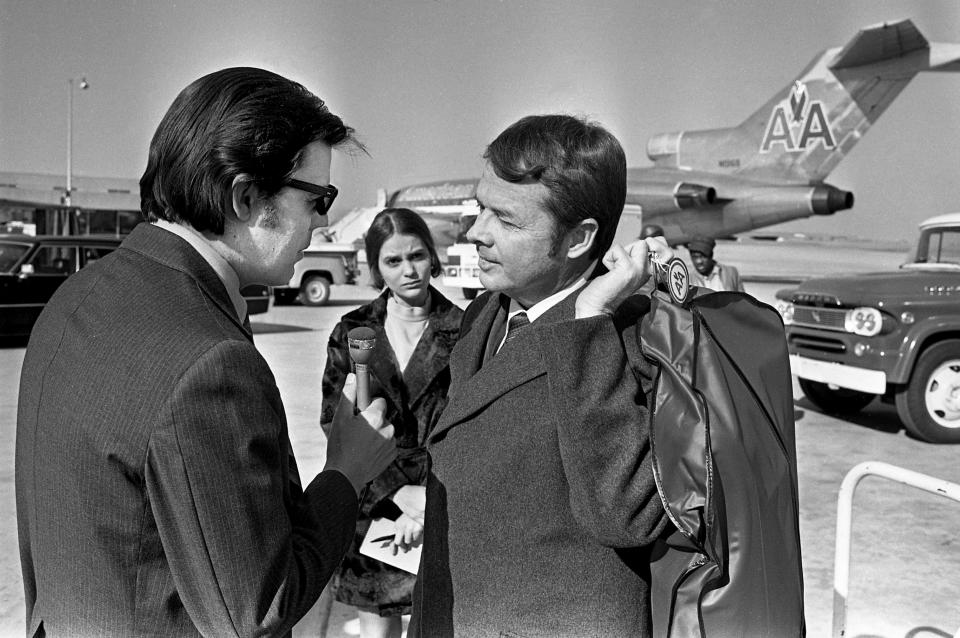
760, 81, 836, 153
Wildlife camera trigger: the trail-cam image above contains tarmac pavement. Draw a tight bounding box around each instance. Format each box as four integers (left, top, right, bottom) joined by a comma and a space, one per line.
1, 239, 958, 638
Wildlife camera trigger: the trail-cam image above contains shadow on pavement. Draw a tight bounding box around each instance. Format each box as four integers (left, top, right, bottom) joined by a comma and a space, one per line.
251, 323, 314, 335
275, 298, 377, 309
794, 397, 902, 434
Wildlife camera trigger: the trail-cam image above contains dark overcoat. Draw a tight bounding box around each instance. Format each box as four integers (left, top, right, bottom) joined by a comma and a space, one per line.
321, 287, 462, 613
16, 223, 357, 637
411, 290, 668, 638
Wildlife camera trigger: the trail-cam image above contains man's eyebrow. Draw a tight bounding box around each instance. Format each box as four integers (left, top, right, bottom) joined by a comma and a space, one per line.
477, 197, 509, 218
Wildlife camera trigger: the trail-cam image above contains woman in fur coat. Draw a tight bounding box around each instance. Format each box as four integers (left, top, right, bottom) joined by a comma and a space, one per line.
321, 208, 463, 638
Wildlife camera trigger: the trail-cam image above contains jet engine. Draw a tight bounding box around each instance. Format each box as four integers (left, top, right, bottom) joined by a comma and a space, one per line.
810, 184, 854, 215
626, 181, 717, 210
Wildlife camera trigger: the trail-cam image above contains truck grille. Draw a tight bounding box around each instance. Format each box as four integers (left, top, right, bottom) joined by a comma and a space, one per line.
792, 306, 846, 331
788, 333, 846, 354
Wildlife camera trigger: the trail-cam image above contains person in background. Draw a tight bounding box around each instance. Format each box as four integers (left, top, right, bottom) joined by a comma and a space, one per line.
15, 67, 396, 637
410, 114, 672, 638
687, 235, 745, 292
321, 208, 463, 638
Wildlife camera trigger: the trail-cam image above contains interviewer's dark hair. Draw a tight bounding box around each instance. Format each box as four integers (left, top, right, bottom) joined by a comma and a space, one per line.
140, 67, 358, 234
484, 114, 626, 259
365, 208, 442, 290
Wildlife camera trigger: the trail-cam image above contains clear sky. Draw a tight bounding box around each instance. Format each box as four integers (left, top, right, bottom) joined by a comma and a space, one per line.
1, 0, 958, 243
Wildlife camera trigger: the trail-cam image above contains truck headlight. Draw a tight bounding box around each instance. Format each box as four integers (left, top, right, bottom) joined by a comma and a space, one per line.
844, 307, 882, 336
775, 300, 794, 325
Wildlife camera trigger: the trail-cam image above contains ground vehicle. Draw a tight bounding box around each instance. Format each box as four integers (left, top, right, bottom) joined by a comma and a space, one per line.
0, 235, 120, 337
775, 213, 960, 443
442, 210, 483, 299
0, 234, 270, 337
242, 284, 271, 316
273, 242, 360, 306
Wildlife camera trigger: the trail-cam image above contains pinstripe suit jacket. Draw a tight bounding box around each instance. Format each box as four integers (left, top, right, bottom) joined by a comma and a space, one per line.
16, 223, 357, 637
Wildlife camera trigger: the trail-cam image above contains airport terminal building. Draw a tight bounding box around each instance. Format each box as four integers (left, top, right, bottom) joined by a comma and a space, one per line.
0, 171, 140, 236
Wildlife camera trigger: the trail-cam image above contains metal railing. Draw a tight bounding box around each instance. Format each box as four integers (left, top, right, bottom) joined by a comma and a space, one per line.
833, 461, 960, 638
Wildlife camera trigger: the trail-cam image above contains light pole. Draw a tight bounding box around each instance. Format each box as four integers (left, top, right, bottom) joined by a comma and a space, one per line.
65, 76, 90, 210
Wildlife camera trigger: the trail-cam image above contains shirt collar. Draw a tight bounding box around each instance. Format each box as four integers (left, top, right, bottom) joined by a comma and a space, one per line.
508, 260, 597, 323
152, 220, 248, 321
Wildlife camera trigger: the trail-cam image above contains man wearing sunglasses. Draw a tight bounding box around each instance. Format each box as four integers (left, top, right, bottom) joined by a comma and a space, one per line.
16, 67, 397, 637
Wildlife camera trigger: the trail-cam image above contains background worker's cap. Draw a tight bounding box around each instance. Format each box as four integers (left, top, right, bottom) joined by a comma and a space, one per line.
639, 224, 664, 239
687, 236, 716, 257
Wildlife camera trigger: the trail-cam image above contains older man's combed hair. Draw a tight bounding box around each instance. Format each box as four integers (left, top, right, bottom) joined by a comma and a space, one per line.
483, 114, 626, 259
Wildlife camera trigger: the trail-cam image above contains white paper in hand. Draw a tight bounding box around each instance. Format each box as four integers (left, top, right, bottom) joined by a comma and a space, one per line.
359, 517, 422, 575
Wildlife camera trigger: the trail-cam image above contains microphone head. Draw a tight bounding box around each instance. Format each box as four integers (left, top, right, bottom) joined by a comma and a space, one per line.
347, 326, 377, 365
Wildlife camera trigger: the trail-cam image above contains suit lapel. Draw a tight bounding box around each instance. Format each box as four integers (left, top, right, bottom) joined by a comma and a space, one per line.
446, 293, 502, 393
430, 334, 544, 442
429, 291, 578, 443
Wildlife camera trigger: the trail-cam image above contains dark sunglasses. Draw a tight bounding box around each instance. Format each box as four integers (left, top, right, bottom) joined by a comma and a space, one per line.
285, 179, 338, 215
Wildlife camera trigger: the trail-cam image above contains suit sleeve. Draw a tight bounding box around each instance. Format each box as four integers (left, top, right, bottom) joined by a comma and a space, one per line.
146, 340, 358, 636
540, 313, 668, 548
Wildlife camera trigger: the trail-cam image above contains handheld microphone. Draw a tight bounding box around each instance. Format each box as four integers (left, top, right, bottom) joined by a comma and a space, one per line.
347, 327, 377, 411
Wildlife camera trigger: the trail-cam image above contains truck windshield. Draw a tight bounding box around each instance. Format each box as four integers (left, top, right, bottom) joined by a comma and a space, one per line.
916, 228, 960, 265
0, 241, 30, 273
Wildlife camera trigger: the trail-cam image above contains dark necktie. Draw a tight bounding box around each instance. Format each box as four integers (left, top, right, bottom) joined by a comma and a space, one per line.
499, 312, 530, 352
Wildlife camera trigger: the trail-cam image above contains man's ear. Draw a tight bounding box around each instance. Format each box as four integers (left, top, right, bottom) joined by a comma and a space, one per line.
230, 174, 258, 223
566, 218, 599, 259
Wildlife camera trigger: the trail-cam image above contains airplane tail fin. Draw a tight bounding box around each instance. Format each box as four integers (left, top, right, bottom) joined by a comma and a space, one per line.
651, 19, 960, 183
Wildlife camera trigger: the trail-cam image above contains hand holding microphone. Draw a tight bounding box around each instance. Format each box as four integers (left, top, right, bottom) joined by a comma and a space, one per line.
323, 328, 396, 494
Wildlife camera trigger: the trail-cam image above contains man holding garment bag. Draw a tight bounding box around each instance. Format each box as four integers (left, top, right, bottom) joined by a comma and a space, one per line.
411, 114, 672, 638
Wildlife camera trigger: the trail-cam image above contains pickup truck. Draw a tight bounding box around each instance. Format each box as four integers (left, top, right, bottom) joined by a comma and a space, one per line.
775, 213, 960, 443
273, 242, 361, 306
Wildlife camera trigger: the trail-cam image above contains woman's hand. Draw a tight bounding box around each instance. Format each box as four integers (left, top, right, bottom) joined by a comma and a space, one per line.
391, 485, 426, 524
390, 513, 424, 554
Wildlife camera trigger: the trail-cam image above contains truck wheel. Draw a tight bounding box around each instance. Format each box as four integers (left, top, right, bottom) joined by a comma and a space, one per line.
462, 288, 478, 300
300, 275, 332, 306
895, 340, 960, 443
799, 378, 875, 415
